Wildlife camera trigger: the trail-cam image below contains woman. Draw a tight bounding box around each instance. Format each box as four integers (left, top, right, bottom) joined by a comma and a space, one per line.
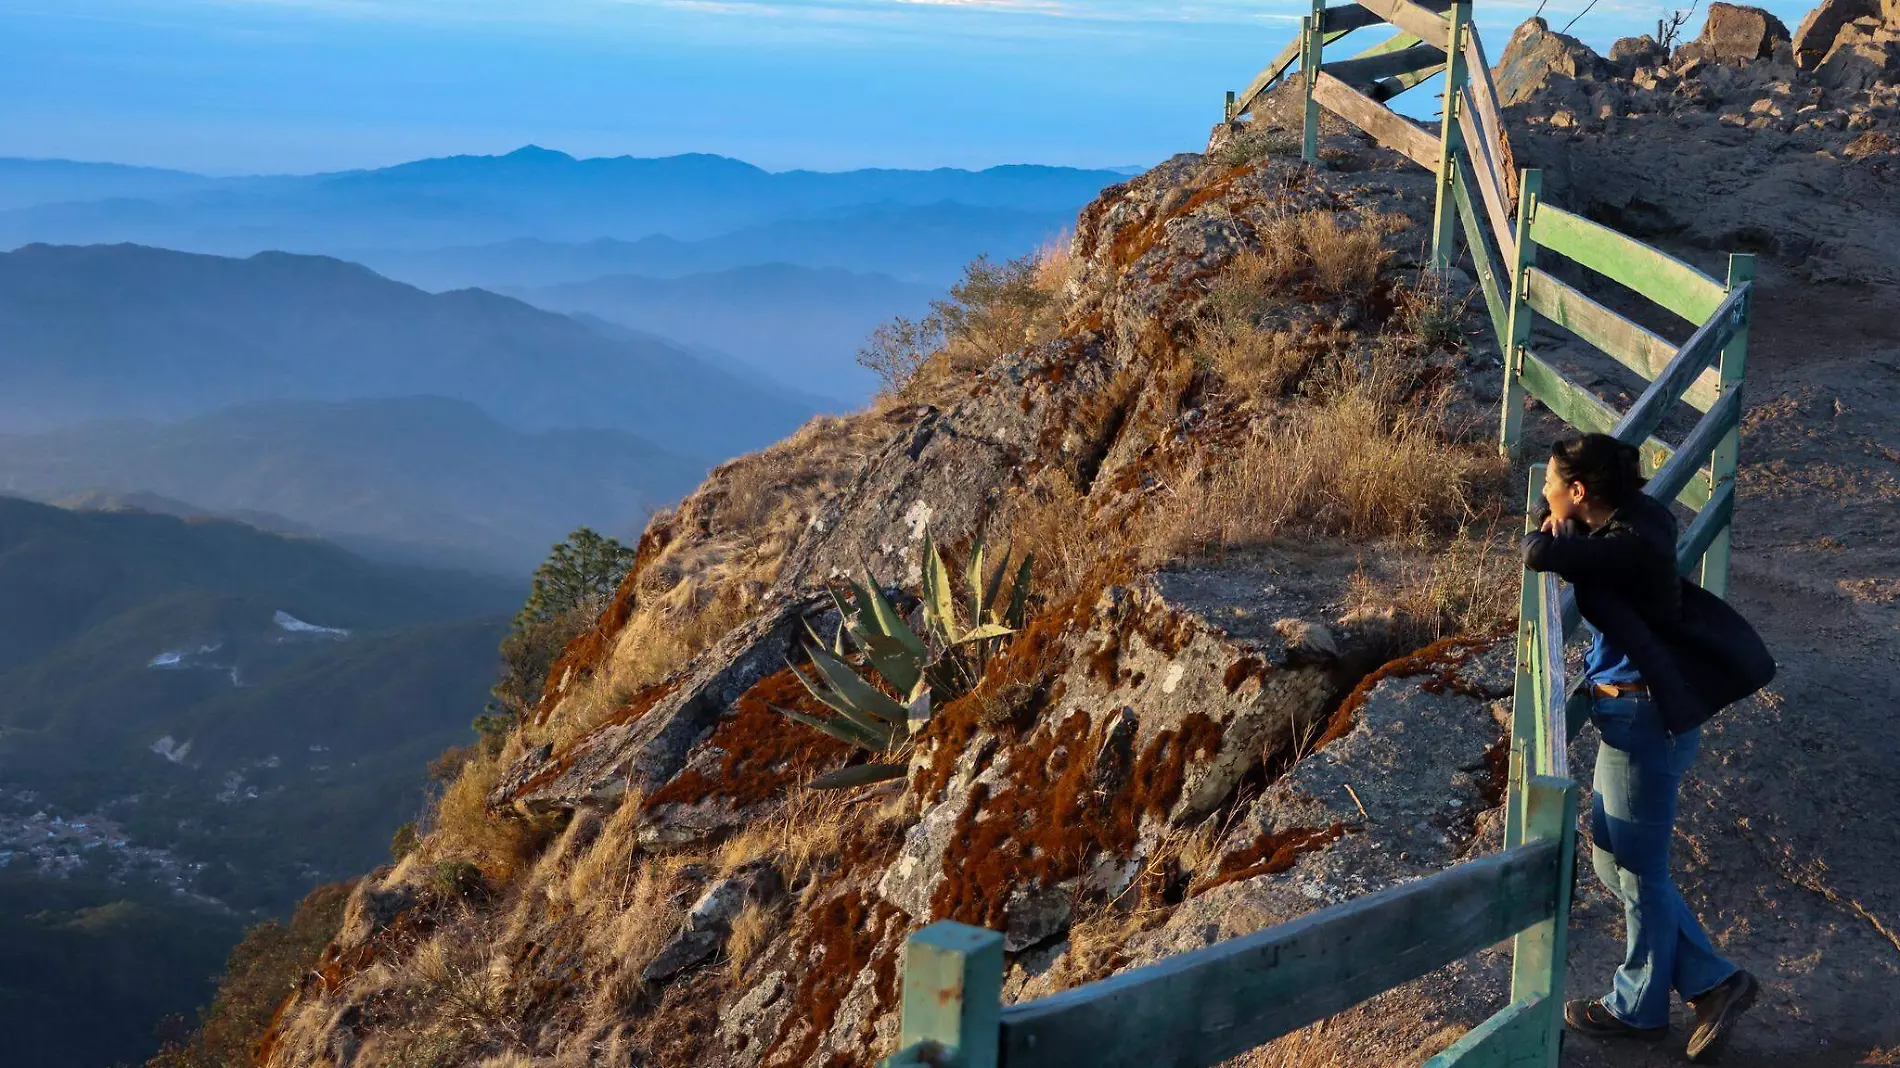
1522, 433, 1760, 1062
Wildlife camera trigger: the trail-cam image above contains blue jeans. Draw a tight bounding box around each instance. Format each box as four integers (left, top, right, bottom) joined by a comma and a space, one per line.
1589, 695, 1738, 1027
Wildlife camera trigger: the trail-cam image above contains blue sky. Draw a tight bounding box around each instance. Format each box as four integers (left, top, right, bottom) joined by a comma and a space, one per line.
0, 0, 1817, 174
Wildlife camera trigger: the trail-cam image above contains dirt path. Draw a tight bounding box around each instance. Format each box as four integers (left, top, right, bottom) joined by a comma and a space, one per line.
1556, 273, 1900, 1066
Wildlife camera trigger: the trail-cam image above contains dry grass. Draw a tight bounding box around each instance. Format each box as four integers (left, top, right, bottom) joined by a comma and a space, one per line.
1299, 211, 1396, 295
725, 900, 776, 983
1211, 210, 1402, 323
403, 929, 522, 1051
428, 750, 544, 884
1001, 470, 1111, 605
563, 793, 644, 910
1034, 228, 1077, 297
1149, 347, 1495, 560
1202, 318, 1317, 399
1345, 528, 1518, 649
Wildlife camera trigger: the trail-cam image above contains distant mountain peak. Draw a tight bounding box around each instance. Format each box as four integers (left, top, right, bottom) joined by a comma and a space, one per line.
503, 145, 575, 162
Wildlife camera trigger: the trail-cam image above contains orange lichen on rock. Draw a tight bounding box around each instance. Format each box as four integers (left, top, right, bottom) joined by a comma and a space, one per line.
1190, 823, 1349, 897
929, 708, 1226, 929
1312, 628, 1506, 752
767, 892, 903, 1067
646, 669, 853, 809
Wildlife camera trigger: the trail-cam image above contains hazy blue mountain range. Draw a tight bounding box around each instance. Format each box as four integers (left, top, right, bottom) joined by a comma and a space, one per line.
0, 148, 1121, 256
0, 243, 820, 456
511, 264, 937, 400
0, 157, 223, 211
0, 396, 704, 574
352, 199, 1074, 290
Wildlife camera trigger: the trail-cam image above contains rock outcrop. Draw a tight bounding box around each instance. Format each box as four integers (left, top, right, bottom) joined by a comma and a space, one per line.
1498, 3, 1900, 282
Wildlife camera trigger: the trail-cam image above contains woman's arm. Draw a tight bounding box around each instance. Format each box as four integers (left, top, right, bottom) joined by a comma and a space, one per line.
1521, 524, 1659, 586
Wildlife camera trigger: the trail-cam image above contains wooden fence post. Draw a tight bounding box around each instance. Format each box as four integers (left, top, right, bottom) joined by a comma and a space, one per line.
1699, 252, 1753, 597
1301, 0, 1324, 161
1509, 775, 1579, 1068
1430, 3, 1471, 269
1226, 90, 1238, 122
885, 922, 1003, 1068
1498, 167, 1542, 456
1504, 463, 1543, 849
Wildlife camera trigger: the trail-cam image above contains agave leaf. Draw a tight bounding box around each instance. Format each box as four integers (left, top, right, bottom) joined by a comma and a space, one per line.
981, 545, 1013, 624
963, 533, 987, 625
905, 686, 933, 734
772, 705, 888, 752
1005, 553, 1035, 629
848, 629, 924, 697
789, 659, 900, 739
832, 618, 849, 660
808, 763, 909, 790
952, 622, 1015, 645
858, 567, 929, 661
804, 643, 912, 726
920, 533, 962, 645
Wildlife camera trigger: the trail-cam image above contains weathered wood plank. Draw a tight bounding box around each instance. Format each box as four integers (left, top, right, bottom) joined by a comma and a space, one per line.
1505, 465, 1545, 851
1456, 88, 1514, 262
1311, 71, 1439, 168
1463, 33, 1514, 206
1645, 385, 1740, 512
1515, 350, 1710, 511
1499, 169, 1541, 456
1537, 573, 1567, 780
1529, 204, 1727, 324
1612, 281, 1749, 446
1302, 7, 1325, 162
1700, 253, 1754, 598
1523, 267, 1718, 411
1678, 479, 1735, 578
892, 922, 1003, 1068
1508, 777, 1578, 1066
1352, 0, 1453, 49
1422, 996, 1550, 1067
1325, 0, 1455, 31
997, 843, 1562, 1068
1322, 41, 1445, 84
1449, 150, 1508, 349
1429, 4, 1469, 271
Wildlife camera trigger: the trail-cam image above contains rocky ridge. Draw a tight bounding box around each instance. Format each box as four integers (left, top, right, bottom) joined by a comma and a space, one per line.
247, 9, 1900, 1068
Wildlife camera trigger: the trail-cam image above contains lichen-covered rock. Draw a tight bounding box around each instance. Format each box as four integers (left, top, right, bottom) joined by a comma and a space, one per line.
490, 596, 826, 815
1677, 3, 1793, 64
1494, 17, 1613, 107
1794, 0, 1880, 66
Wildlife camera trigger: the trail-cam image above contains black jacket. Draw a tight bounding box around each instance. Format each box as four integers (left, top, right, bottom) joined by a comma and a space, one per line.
1522, 493, 1774, 734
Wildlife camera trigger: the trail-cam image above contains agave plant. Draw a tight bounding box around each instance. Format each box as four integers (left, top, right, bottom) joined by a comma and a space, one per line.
775, 529, 1032, 789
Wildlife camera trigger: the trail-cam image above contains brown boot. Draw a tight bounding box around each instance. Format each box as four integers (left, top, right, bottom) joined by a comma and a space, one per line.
1686, 969, 1759, 1062
1563, 999, 1669, 1041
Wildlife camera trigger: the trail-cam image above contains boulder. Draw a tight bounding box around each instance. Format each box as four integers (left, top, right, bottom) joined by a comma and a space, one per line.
487, 596, 826, 815
1676, 3, 1792, 65
1609, 34, 1669, 71
1794, 0, 1881, 67
1494, 18, 1613, 107
1815, 24, 1900, 90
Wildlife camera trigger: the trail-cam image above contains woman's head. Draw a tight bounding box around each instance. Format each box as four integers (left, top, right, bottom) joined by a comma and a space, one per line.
1544, 432, 1645, 523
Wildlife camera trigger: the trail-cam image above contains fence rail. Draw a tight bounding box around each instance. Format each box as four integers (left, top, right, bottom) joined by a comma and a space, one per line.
880, 4, 1753, 1064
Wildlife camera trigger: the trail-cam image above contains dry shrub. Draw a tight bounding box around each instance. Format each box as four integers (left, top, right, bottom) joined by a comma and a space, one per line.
1299, 211, 1395, 295
404, 930, 522, 1051
606, 853, 705, 999
1202, 318, 1316, 399
429, 750, 542, 884
1151, 347, 1495, 559
1002, 471, 1106, 605
1034, 228, 1077, 297
564, 792, 644, 911
1346, 528, 1518, 648
725, 900, 776, 982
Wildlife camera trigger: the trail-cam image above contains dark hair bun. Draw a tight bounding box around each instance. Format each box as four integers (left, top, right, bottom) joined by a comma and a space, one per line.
1550, 432, 1645, 507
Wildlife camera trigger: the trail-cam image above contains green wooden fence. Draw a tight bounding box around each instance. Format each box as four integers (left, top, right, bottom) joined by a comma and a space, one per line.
876, 3, 1753, 1064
